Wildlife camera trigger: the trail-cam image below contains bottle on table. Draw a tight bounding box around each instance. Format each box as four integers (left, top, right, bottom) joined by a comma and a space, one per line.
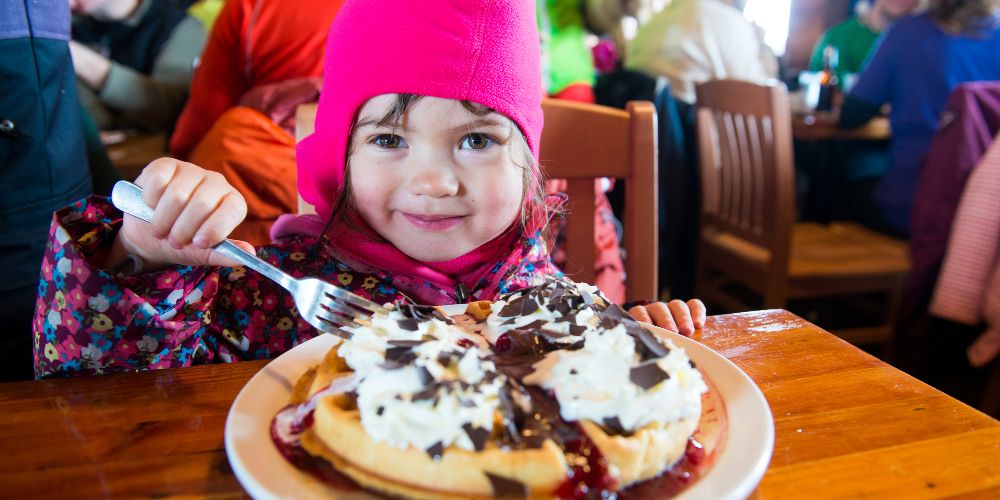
815, 45, 840, 112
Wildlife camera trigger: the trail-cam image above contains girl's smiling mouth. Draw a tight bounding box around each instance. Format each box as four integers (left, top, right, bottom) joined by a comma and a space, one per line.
401, 213, 467, 231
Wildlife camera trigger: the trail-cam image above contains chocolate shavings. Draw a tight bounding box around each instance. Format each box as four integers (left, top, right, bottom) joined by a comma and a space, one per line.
383, 347, 416, 367
602, 416, 631, 436
462, 423, 490, 451
387, 339, 424, 347
485, 472, 529, 498
417, 366, 434, 385
425, 441, 444, 461
397, 318, 419, 331
630, 362, 670, 390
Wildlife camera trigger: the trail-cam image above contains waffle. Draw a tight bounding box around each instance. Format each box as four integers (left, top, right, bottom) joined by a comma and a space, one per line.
276, 282, 707, 498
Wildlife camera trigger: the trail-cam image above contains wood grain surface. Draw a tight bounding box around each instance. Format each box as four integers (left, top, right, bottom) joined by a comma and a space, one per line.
1, 310, 997, 498
792, 114, 891, 142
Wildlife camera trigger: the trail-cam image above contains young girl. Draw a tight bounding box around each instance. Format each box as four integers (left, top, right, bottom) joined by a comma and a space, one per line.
33, 0, 704, 378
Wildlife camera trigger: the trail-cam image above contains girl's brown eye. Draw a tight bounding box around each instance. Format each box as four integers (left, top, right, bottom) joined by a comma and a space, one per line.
373, 134, 404, 148
461, 133, 493, 150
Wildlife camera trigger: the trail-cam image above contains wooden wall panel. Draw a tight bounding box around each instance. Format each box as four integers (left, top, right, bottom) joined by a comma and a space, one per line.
785, 0, 851, 72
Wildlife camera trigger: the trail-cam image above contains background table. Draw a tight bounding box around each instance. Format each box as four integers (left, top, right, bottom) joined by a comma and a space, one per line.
792, 113, 891, 142
1, 310, 997, 498
103, 132, 167, 181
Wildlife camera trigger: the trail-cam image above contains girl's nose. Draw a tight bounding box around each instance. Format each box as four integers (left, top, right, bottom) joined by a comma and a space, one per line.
408, 162, 460, 198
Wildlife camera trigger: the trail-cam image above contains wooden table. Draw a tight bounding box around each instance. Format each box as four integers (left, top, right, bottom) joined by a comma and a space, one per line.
792, 113, 891, 142
103, 132, 167, 181
2, 310, 998, 498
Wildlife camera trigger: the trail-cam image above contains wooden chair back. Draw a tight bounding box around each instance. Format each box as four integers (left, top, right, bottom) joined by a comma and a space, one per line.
295, 100, 658, 302
295, 104, 319, 215
695, 80, 796, 284
539, 99, 657, 303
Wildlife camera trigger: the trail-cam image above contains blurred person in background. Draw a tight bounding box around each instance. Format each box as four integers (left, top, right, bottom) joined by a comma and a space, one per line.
169, 0, 345, 159
840, 0, 1000, 237
538, 0, 631, 303
166, 0, 345, 245
624, 0, 778, 105
810, 0, 923, 88
1, 0, 92, 380
804, 0, 922, 227
70, 0, 205, 132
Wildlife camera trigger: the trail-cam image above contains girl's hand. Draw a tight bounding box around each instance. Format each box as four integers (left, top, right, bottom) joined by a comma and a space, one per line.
112, 158, 253, 272
628, 299, 707, 336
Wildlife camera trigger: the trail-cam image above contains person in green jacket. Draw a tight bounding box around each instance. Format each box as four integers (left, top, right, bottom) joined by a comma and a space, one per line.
809, 0, 922, 88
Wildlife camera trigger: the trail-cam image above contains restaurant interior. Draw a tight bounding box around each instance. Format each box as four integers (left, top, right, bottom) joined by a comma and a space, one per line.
2, 0, 999, 497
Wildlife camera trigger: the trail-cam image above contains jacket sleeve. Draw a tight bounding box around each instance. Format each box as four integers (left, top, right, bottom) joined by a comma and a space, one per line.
99, 17, 206, 131
32, 196, 319, 378
169, 0, 248, 158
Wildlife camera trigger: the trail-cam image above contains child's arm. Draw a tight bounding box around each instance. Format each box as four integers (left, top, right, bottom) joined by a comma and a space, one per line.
33, 158, 302, 378
628, 300, 707, 336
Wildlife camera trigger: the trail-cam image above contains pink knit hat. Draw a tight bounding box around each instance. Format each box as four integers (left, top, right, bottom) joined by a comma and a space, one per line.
297, 0, 544, 217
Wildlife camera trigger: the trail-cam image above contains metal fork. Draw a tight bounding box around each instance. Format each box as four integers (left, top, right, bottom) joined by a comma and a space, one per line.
111, 181, 387, 338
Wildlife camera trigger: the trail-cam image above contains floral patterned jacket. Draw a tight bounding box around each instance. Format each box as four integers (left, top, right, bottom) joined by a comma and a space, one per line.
33, 197, 558, 378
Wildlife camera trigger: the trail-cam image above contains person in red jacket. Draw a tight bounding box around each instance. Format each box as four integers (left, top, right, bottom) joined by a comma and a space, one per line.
169, 0, 345, 159
164, 0, 345, 245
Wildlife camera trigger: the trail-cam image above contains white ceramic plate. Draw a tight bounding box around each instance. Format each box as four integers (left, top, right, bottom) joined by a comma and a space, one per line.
225, 307, 774, 499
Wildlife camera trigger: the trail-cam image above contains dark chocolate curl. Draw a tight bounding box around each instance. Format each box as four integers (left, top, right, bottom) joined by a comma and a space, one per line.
384, 347, 417, 367
417, 366, 434, 385
387, 339, 424, 347
630, 362, 670, 390
462, 423, 490, 451
397, 318, 420, 331
603, 416, 628, 435
425, 441, 445, 461
519, 297, 540, 316
485, 472, 529, 498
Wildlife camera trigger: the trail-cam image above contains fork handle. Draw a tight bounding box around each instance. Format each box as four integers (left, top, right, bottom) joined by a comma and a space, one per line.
111, 181, 296, 289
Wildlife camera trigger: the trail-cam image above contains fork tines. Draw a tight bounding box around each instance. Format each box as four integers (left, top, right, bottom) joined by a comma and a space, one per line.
314, 315, 354, 340
325, 289, 388, 314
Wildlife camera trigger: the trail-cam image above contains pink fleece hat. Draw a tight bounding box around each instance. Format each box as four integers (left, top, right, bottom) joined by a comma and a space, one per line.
297, 0, 544, 217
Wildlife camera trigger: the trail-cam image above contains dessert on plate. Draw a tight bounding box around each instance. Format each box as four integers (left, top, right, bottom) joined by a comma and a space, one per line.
272, 281, 708, 498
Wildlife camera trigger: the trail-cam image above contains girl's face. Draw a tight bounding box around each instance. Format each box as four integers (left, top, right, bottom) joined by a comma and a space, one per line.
348, 95, 525, 262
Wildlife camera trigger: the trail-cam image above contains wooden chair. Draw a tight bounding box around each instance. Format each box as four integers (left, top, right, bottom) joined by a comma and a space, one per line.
295, 100, 658, 302
539, 98, 657, 303
694, 80, 909, 348
295, 104, 319, 215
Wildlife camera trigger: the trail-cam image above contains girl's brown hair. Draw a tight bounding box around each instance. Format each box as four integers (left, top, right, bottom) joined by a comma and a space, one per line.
931, 0, 1000, 34
326, 94, 550, 240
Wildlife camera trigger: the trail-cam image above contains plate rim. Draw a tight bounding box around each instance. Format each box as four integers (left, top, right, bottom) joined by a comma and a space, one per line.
225, 311, 773, 500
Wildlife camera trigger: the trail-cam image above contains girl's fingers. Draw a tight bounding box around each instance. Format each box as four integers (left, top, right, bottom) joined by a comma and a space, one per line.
687, 299, 707, 329
646, 302, 679, 333
169, 172, 242, 247
191, 191, 248, 248
667, 299, 695, 336
149, 169, 206, 242
169, 180, 224, 247
628, 305, 653, 324
135, 158, 180, 215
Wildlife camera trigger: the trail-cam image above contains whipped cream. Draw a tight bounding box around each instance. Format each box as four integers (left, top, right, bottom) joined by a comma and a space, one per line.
524, 325, 708, 431
484, 280, 608, 343
340, 307, 487, 375
522, 324, 707, 432
339, 305, 501, 454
